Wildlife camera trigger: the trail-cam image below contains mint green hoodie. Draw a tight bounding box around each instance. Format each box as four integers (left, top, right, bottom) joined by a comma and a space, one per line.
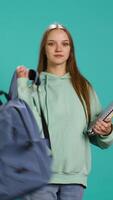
17, 72, 113, 187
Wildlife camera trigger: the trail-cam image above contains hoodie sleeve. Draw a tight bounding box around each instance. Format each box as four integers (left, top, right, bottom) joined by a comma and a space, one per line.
17, 78, 33, 105
17, 78, 43, 135
89, 88, 113, 149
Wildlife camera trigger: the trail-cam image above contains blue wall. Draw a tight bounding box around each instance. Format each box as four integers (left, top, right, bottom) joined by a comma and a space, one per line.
0, 0, 113, 199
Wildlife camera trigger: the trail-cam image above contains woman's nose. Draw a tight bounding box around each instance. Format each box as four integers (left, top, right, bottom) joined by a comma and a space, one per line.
55, 44, 62, 51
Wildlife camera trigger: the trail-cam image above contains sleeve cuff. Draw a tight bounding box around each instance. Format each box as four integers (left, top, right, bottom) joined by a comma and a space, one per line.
17, 77, 28, 88
99, 130, 113, 140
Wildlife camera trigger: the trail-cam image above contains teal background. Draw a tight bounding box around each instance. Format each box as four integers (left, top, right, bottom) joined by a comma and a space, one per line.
0, 0, 113, 199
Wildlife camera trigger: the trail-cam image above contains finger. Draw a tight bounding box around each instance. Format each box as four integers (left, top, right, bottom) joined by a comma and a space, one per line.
94, 124, 106, 132
16, 65, 26, 72
16, 66, 28, 78
104, 118, 112, 123
93, 127, 103, 134
93, 122, 112, 135
101, 121, 111, 130
96, 120, 110, 128
93, 122, 103, 132
16, 66, 28, 74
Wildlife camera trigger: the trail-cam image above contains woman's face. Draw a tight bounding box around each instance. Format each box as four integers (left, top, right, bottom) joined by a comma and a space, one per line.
45, 29, 71, 67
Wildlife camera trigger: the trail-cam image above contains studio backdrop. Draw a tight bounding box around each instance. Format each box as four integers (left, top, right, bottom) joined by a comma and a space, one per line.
0, 0, 113, 200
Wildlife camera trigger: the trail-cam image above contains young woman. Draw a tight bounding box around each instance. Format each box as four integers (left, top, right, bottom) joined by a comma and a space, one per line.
17, 23, 113, 200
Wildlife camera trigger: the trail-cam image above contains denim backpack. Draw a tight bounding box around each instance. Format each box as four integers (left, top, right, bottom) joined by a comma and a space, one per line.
0, 71, 52, 200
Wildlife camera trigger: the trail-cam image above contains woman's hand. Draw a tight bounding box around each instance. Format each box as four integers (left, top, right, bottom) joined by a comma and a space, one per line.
16, 66, 28, 78
93, 118, 112, 136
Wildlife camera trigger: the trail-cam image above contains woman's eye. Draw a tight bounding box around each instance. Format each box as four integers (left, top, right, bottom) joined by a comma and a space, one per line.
63, 43, 70, 46
47, 42, 54, 46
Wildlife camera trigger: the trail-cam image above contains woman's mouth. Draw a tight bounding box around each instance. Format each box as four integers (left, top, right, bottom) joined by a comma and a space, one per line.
54, 54, 64, 58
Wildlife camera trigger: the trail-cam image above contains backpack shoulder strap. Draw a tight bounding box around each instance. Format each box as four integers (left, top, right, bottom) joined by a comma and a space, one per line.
0, 90, 10, 105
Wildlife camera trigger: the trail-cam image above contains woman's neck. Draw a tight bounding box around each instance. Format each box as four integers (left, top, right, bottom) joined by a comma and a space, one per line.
46, 64, 67, 76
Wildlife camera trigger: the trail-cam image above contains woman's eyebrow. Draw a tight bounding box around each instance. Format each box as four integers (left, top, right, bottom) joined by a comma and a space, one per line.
47, 39, 69, 42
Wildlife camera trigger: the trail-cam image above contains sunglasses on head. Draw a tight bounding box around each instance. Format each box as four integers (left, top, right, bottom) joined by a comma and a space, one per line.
47, 23, 64, 30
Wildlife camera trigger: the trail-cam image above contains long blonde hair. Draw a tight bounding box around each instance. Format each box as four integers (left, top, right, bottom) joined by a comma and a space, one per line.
37, 23, 92, 123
